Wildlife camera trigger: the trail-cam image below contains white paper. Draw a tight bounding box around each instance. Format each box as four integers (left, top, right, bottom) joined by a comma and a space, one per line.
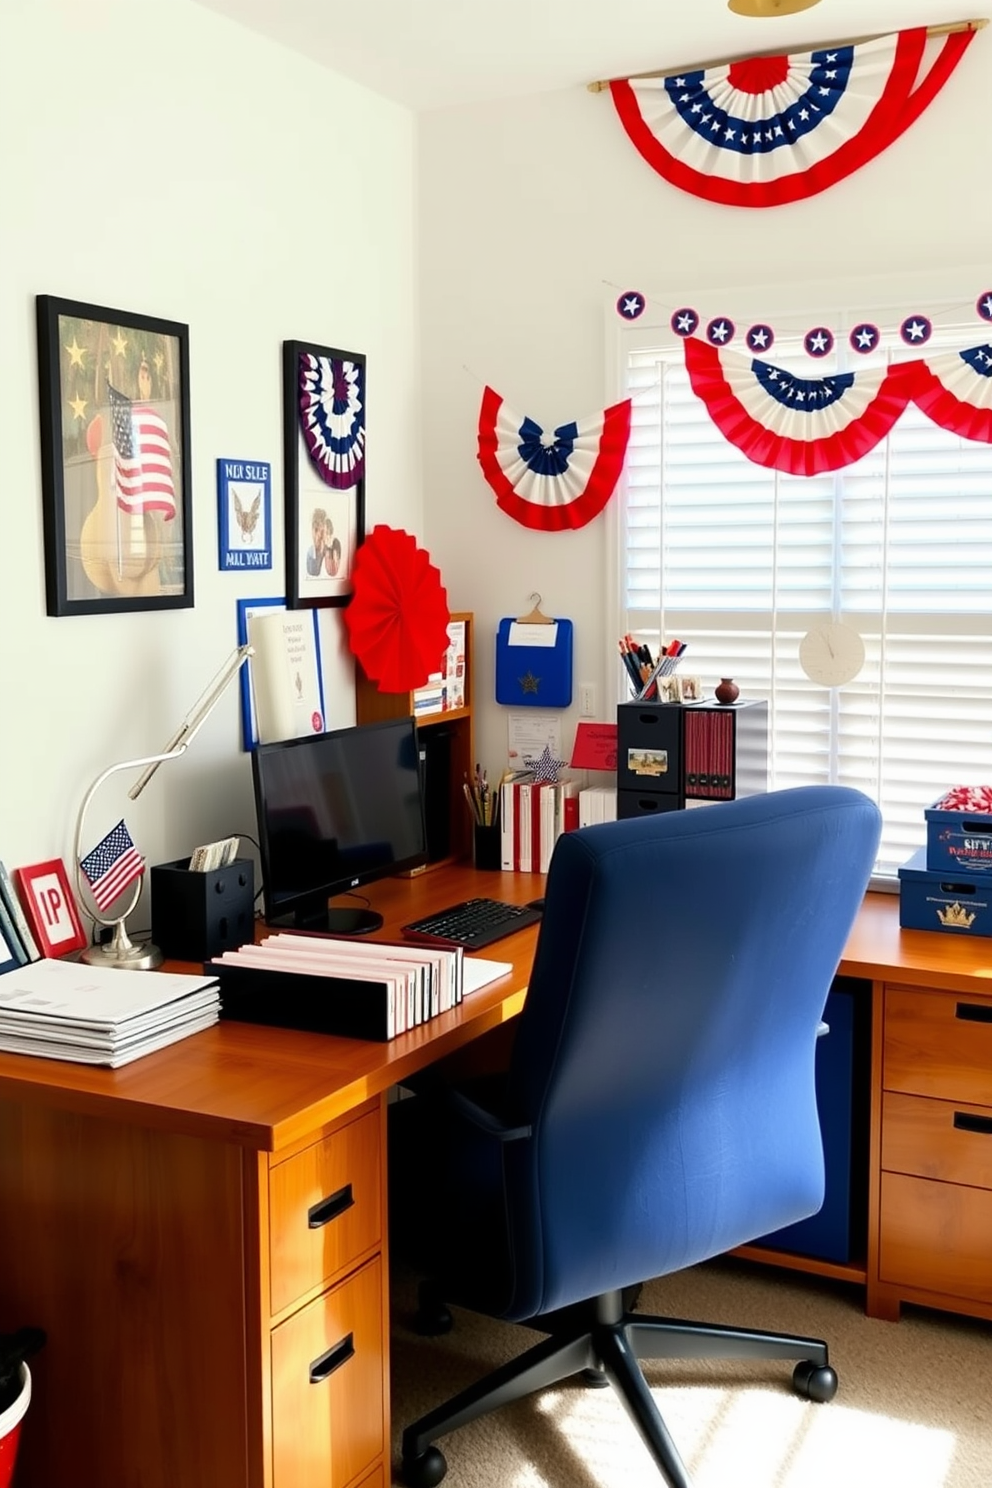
462, 958, 513, 996
507, 713, 562, 768
507, 622, 558, 648
0, 959, 219, 1028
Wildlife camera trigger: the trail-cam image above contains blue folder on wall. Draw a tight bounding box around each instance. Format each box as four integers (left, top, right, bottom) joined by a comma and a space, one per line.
495, 615, 573, 708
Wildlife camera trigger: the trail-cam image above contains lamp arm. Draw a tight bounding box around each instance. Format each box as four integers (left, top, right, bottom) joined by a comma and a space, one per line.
128, 644, 253, 800
74, 643, 254, 926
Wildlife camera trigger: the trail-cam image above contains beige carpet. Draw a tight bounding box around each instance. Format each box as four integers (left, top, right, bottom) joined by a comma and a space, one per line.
389, 1258, 992, 1488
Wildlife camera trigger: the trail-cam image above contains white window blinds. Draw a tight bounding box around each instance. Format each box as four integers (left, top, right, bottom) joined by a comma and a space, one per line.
620, 325, 992, 879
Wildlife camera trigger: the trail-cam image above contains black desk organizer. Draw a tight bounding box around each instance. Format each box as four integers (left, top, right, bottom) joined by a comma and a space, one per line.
616, 699, 768, 819
150, 857, 255, 961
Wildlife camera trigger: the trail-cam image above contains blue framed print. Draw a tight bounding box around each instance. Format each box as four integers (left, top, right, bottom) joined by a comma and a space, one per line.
217, 457, 272, 573
236, 595, 285, 749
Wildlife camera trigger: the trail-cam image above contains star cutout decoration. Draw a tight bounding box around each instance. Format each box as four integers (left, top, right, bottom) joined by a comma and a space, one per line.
616, 291, 645, 321
746, 324, 774, 352
519, 671, 541, 695
900, 315, 932, 345
670, 307, 699, 338
707, 317, 735, 346
849, 323, 880, 354
804, 327, 834, 358
523, 744, 565, 783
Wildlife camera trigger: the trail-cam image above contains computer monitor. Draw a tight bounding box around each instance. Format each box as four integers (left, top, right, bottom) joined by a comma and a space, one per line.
251, 715, 428, 935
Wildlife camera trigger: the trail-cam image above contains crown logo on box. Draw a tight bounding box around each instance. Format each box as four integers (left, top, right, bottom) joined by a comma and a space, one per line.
937, 901, 976, 929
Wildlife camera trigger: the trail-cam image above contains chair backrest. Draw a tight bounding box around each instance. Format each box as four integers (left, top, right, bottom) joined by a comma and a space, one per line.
501, 785, 881, 1320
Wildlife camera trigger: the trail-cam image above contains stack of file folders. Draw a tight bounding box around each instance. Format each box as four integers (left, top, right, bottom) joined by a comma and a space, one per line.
210, 933, 469, 1041
0, 959, 221, 1067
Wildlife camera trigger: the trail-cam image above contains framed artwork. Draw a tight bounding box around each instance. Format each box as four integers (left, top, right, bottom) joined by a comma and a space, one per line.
13, 860, 88, 959
282, 339, 366, 608
217, 457, 272, 573
36, 294, 193, 617
236, 595, 285, 750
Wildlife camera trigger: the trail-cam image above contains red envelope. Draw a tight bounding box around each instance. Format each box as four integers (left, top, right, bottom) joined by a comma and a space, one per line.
570, 722, 618, 771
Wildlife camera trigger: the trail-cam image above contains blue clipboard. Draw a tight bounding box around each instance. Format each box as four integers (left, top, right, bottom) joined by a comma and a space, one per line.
495, 616, 573, 708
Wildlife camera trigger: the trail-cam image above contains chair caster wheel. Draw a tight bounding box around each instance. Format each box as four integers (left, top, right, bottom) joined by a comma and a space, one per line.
402, 1446, 448, 1487
582, 1366, 610, 1388
793, 1360, 838, 1402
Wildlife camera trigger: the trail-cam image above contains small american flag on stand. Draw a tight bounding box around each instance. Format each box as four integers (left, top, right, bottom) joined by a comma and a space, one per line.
107, 382, 177, 519
80, 820, 145, 911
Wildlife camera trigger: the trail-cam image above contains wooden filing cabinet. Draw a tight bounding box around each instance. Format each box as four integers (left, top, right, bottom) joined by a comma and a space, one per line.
265, 1101, 387, 1488
869, 982, 992, 1322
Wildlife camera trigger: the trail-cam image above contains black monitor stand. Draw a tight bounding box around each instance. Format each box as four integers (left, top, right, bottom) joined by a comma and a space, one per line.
269, 901, 384, 936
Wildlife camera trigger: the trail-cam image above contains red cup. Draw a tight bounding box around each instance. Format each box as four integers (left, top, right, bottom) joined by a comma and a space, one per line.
0, 1365, 30, 1488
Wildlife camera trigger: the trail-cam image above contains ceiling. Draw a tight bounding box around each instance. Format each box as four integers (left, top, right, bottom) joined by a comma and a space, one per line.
191, 0, 982, 112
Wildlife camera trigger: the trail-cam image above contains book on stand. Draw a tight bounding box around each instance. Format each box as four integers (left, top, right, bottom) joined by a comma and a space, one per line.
246, 607, 325, 745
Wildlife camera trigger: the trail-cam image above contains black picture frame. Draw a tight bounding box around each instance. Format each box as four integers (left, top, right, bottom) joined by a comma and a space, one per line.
36, 294, 193, 616
282, 339, 366, 608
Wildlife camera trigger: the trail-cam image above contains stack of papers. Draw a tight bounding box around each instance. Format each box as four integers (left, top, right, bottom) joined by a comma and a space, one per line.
0, 959, 221, 1067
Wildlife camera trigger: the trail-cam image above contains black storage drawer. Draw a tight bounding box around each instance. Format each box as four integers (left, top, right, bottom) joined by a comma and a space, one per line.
616, 703, 684, 796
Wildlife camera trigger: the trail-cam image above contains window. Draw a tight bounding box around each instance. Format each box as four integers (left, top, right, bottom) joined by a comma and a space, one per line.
617, 317, 992, 879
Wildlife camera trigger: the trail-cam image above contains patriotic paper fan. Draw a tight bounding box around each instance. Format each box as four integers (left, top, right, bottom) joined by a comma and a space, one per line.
684, 336, 915, 476
298, 352, 366, 490
477, 386, 631, 531
910, 344, 992, 444
344, 525, 451, 694
609, 27, 974, 209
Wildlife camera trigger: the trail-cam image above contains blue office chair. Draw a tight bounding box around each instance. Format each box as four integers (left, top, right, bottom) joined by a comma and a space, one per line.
394, 785, 881, 1488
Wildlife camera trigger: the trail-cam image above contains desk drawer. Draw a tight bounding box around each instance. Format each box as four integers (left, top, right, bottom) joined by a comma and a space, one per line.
269, 1106, 381, 1315
882, 1091, 992, 1188
884, 986, 992, 1105
271, 1256, 384, 1488
879, 1172, 992, 1304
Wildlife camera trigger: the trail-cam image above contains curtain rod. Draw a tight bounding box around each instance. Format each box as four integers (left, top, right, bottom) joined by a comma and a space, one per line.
586, 16, 988, 92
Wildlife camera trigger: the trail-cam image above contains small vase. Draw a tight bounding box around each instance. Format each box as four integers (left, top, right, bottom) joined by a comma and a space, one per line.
714, 678, 739, 705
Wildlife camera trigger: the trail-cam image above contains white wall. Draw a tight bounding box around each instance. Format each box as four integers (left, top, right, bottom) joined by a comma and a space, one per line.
418, 38, 991, 775
1, 0, 421, 897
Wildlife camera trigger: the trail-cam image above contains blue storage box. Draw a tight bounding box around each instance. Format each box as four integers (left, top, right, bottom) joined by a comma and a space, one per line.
898, 846, 992, 937
925, 801, 992, 874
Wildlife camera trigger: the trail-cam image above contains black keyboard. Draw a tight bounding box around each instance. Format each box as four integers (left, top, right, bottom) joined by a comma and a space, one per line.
401, 897, 543, 952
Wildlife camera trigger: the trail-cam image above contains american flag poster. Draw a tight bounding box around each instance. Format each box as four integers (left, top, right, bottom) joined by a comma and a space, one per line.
37, 295, 192, 616
80, 820, 145, 912
108, 383, 177, 519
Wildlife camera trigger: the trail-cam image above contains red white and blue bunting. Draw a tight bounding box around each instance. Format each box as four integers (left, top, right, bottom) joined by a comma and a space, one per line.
477, 385, 632, 530
298, 353, 366, 490
608, 26, 977, 209
683, 336, 992, 474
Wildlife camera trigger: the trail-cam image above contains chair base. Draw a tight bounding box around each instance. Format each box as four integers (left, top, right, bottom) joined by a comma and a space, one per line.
400, 1288, 837, 1488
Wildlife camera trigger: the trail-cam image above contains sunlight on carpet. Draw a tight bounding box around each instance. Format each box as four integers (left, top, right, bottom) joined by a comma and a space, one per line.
532, 1383, 956, 1488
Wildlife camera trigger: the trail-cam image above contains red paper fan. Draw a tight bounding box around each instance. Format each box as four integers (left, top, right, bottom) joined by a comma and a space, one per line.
344, 525, 451, 693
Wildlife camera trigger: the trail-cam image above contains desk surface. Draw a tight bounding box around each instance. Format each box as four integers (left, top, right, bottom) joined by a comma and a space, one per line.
0, 871, 987, 1153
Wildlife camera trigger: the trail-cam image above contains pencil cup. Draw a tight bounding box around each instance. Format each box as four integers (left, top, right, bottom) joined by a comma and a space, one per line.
473, 822, 502, 872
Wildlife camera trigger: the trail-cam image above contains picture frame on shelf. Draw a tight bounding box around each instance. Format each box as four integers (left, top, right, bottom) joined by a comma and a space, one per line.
282, 339, 365, 609
13, 859, 89, 959
35, 295, 193, 617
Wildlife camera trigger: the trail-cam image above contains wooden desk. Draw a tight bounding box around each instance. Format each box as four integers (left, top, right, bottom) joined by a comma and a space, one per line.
0, 874, 989, 1487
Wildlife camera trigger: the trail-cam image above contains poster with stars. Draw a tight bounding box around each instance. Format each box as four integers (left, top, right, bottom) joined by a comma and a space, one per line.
36, 295, 192, 617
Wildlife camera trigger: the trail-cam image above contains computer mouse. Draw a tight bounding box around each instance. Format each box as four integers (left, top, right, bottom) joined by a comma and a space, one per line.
526, 898, 545, 912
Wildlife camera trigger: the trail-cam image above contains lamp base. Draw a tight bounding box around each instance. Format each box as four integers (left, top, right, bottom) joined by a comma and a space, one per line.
79, 920, 163, 971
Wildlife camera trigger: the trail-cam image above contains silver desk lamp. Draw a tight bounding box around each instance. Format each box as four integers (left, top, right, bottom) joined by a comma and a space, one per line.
73, 644, 254, 969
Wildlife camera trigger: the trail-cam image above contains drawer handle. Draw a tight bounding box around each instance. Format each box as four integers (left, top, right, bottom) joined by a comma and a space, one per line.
309, 1333, 355, 1384
955, 1002, 992, 1024
953, 1111, 992, 1136
308, 1183, 354, 1229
